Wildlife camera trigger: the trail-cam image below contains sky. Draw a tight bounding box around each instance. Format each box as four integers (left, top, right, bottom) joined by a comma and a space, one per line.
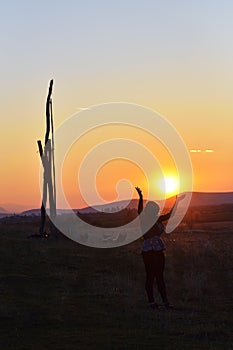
0, 0, 233, 211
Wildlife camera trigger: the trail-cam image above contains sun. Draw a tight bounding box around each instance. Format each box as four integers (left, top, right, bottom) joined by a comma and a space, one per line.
165, 176, 178, 194
158, 175, 179, 197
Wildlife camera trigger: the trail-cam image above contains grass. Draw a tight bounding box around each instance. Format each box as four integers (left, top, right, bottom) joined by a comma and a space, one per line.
0, 217, 232, 349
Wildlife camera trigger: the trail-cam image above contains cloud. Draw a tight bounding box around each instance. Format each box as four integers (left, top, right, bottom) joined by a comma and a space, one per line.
76, 107, 91, 111
190, 149, 214, 153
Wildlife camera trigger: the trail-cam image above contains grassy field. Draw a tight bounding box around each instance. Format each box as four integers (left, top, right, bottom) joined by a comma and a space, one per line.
0, 217, 232, 350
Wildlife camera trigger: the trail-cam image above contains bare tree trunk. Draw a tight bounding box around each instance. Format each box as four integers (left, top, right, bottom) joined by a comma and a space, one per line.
47, 140, 56, 221
37, 140, 47, 235
37, 79, 56, 237
44, 80, 53, 145
50, 97, 56, 219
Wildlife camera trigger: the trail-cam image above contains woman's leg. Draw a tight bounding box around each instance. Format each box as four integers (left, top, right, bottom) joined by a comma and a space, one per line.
154, 251, 168, 304
142, 252, 156, 303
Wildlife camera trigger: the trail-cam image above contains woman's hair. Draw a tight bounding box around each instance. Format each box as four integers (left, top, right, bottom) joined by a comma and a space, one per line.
144, 201, 160, 217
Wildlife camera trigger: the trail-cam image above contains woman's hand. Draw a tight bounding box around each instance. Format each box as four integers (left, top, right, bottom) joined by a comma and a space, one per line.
176, 193, 186, 202
135, 186, 143, 198
135, 187, 143, 214
168, 193, 186, 218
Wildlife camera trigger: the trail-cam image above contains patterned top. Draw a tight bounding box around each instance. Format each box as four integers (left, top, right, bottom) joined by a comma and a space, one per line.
142, 235, 166, 252
141, 220, 166, 252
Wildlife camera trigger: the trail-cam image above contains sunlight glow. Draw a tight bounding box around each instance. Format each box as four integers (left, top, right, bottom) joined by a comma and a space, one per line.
158, 175, 179, 197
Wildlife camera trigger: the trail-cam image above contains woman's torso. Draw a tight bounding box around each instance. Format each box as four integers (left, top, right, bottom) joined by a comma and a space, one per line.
141, 220, 166, 252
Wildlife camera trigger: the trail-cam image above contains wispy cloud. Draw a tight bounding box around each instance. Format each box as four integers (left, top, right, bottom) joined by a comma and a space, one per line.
190, 149, 214, 153
76, 107, 91, 111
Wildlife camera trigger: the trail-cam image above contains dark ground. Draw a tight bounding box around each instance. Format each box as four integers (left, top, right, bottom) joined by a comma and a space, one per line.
0, 216, 232, 350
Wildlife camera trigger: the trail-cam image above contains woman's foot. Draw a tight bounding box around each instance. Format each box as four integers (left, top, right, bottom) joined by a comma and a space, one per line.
164, 302, 174, 310
148, 302, 159, 310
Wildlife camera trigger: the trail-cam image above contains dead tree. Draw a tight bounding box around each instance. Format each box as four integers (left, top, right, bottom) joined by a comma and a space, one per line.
37, 79, 56, 236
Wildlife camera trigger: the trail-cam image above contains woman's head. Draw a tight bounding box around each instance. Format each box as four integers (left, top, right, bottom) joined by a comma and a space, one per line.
144, 201, 160, 217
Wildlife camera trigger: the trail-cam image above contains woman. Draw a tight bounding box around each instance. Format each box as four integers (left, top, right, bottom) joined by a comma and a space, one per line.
135, 186, 183, 310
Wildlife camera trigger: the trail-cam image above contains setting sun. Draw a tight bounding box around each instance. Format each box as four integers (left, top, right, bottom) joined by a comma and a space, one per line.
158, 175, 179, 197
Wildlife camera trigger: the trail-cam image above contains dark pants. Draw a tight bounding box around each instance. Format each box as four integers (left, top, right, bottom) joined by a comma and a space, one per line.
142, 250, 168, 304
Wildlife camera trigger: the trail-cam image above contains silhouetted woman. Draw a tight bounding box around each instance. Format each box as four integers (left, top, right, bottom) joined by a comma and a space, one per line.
135, 186, 183, 310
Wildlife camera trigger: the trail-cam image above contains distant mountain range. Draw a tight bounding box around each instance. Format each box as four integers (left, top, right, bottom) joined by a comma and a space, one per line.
75, 191, 233, 212
0, 192, 233, 218
0, 203, 32, 214
190, 192, 233, 207
0, 207, 8, 213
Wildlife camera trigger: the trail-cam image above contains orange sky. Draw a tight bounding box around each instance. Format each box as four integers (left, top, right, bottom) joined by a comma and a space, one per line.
1, 90, 232, 211
1, 89, 232, 211
61, 123, 179, 209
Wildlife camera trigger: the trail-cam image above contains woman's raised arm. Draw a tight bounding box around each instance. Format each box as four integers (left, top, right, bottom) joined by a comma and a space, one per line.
159, 193, 186, 221
135, 187, 143, 214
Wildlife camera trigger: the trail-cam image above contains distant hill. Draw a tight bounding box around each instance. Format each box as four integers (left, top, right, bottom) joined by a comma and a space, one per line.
77, 199, 140, 213
77, 192, 233, 213
189, 192, 233, 207
0, 207, 8, 213
2, 192, 233, 218
0, 206, 10, 219
20, 209, 41, 216
0, 203, 30, 213
72, 192, 233, 214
